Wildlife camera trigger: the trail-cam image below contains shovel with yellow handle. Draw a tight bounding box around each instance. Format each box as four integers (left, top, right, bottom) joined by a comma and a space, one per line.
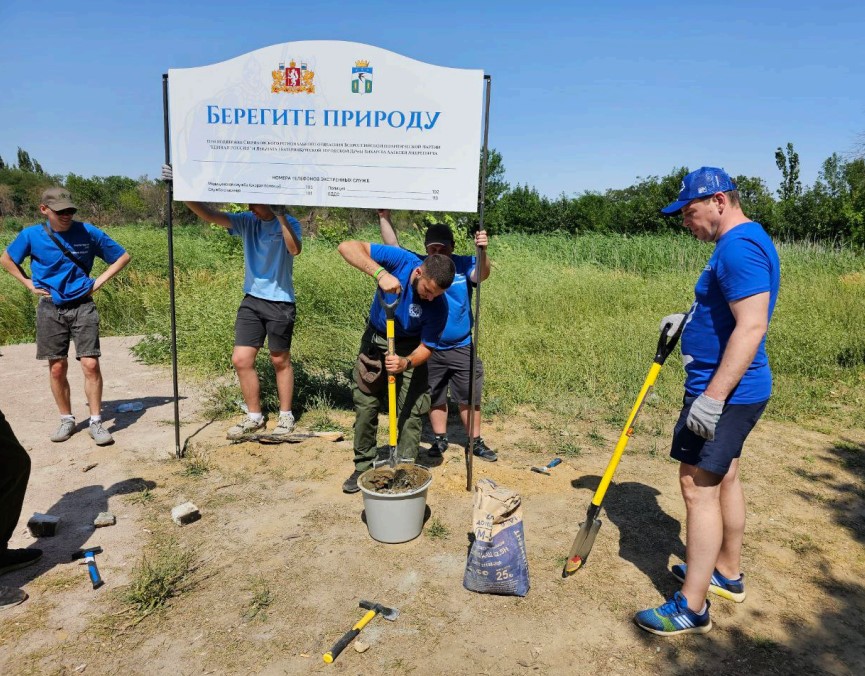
562, 317, 684, 577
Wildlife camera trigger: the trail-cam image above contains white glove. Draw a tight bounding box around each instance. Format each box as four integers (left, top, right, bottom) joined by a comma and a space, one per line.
161, 164, 173, 182
659, 313, 686, 337
686, 393, 725, 440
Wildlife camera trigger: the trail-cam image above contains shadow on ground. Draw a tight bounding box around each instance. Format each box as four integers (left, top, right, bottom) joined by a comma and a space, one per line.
6, 478, 156, 588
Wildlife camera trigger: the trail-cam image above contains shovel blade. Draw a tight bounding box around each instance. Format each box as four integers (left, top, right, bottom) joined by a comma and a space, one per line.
562, 518, 602, 578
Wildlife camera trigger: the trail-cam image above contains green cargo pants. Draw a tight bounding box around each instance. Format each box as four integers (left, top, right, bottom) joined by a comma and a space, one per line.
351, 325, 430, 471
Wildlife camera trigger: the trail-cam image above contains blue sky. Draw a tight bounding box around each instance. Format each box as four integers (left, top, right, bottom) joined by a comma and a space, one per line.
1, 0, 862, 198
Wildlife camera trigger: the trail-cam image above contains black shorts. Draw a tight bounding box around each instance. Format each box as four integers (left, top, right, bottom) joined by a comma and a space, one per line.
36, 297, 101, 361
234, 295, 296, 352
428, 344, 483, 406
671, 395, 768, 476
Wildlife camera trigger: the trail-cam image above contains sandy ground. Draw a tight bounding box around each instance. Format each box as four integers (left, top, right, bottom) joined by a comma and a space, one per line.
1, 337, 864, 675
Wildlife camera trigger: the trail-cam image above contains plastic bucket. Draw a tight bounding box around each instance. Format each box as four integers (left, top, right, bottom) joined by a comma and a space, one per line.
358, 466, 432, 543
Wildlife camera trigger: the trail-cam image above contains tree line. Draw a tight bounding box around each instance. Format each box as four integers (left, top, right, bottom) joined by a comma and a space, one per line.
1, 144, 863, 245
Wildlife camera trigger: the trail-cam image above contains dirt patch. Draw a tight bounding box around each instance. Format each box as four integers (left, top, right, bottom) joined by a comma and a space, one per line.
1, 337, 864, 675
360, 464, 432, 493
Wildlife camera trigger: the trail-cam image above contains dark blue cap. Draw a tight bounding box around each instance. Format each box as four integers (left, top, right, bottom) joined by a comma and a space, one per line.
661, 167, 737, 215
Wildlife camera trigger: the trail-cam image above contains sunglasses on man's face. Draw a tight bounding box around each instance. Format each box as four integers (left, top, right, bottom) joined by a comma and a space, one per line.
54, 208, 77, 216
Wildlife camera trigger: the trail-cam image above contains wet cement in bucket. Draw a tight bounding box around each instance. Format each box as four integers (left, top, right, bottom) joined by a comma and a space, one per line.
360, 464, 431, 494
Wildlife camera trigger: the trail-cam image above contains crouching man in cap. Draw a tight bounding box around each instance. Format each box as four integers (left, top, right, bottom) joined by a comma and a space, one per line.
634, 167, 779, 636
378, 211, 496, 461
338, 239, 455, 493
1, 188, 131, 445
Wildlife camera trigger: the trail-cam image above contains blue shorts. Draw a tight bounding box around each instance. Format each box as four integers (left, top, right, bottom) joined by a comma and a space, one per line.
671, 395, 767, 476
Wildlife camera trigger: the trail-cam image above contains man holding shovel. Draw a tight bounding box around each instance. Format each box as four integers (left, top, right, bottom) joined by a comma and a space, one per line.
378, 211, 496, 461
338, 240, 455, 493
634, 167, 780, 635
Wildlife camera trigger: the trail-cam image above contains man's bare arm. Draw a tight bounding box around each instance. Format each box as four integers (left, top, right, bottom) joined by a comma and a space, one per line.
185, 202, 233, 230
276, 212, 302, 256
92, 252, 132, 293
378, 209, 399, 247
0, 250, 49, 296
703, 292, 770, 401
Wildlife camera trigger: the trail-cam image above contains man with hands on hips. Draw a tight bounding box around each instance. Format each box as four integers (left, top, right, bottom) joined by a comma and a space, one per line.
634, 167, 780, 636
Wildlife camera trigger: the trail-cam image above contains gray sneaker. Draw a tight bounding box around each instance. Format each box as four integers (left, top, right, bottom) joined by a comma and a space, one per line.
51, 418, 76, 443
226, 416, 266, 440
270, 412, 296, 436
89, 421, 114, 446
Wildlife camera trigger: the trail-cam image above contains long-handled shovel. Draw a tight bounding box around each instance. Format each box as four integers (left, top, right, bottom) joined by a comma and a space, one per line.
379, 289, 400, 468
562, 319, 683, 578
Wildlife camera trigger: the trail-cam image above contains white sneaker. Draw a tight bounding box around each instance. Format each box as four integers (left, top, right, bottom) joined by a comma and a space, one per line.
270, 412, 296, 436
51, 419, 76, 443
226, 416, 266, 440
88, 421, 114, 446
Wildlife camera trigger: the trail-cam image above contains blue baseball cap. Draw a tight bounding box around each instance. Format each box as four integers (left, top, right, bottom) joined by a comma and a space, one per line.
661, 167, 737, 215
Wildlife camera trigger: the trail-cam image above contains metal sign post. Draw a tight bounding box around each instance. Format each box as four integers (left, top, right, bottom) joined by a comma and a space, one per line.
162, 73, 183, 459
465, 74, 492, 492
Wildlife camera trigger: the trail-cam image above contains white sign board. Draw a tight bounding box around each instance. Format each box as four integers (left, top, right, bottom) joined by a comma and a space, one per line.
168, 41, 484, 212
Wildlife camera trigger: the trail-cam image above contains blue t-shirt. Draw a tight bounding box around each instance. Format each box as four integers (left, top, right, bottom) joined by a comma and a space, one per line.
421, 253, 475, 350
367, 244, 448, 345
228, 212, 302, 303
5, 221, 126, 305
680, 221, 780, 404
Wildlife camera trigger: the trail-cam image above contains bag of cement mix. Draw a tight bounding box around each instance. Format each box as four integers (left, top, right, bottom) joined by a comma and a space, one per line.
463, 478, 530, 596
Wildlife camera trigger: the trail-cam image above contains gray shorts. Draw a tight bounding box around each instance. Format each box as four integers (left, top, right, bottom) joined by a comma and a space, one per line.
36, 297, 101, 361
234, 294, 297, 352
428, 344, 483, 406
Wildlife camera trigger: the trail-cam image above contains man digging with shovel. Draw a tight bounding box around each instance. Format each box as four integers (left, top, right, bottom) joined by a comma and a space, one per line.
634, 167, 780, 636
378, 211, 497, 462
338, 240, 455, 493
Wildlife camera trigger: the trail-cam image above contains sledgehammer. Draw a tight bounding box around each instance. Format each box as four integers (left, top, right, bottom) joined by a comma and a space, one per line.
323, 600, 399, 663
71, 546, 104, 589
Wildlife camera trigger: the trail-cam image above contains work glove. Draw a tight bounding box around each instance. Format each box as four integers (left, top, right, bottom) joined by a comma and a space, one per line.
659, 313, 686, 337
161, 164, 173, 182
686, 393, 725, 441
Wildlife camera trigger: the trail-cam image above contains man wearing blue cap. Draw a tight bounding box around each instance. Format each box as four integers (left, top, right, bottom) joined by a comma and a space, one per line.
634, 167, 780, 636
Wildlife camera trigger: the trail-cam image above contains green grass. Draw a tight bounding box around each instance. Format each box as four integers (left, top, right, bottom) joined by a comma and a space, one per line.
122, 536, 195, 617
425, 517, 450, 539
3, 223, 863, 428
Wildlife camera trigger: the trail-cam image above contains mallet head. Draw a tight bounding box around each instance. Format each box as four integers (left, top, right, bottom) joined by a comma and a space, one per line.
359, 599, 399, 621
71, 546, 103, 561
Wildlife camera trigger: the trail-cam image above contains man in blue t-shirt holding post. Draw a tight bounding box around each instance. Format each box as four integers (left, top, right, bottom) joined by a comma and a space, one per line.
1, 188, 131, 446
337, 239, 455, 493
378, 211, 496, 462
634, 167, 780, 636
161, 165, 303, 440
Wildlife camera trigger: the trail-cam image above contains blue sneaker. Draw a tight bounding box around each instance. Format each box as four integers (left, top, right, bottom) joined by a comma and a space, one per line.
634, 592, 712, 636
671, 563, 746, 603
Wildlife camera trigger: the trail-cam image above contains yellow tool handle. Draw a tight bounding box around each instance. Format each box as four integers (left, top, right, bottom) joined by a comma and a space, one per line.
386, 317, 397, 448
591, 362, 662, 507
322, 610, 377, 663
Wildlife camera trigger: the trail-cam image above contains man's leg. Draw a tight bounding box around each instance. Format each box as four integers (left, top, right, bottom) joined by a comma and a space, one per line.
0, 410, 31, 549
232, 345, 262, 413
395, 361, 430, 461
0, 408, 41, 577
457, 404, 481, 438
429, 405, 448, 436
270, 350, 294, 413
716, 458, 745, 579
679, 463, 724, 611
48, 358, 72, 415
79, 357, 103, 417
